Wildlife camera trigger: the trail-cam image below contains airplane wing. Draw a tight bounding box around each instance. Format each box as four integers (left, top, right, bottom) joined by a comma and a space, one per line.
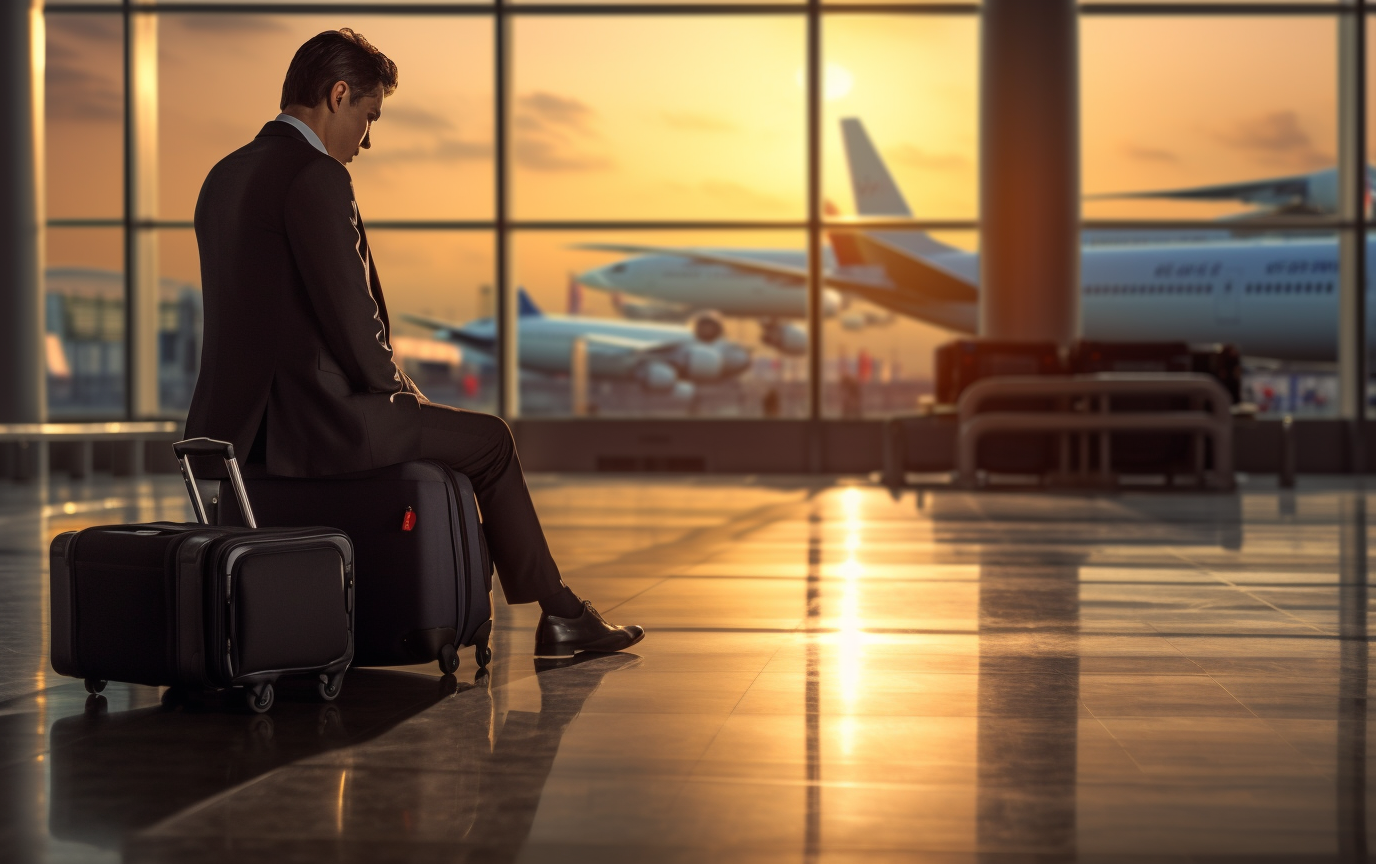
1086, 174, 1313, 205
399, 313, 495, 353
574, 242, 971, 301
402, 311, 690, 356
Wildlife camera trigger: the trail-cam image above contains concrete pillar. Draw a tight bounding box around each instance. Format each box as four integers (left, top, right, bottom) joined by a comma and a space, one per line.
979, 0, 1080, 346
1337, 9, 1367, 468
126, 13, 160, 418
0, 0, 46, 424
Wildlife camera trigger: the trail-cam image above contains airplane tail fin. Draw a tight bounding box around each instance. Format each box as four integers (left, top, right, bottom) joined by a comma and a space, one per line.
841, 118, 911, 217
839, 118, 956, 258
517, 287, 543, 318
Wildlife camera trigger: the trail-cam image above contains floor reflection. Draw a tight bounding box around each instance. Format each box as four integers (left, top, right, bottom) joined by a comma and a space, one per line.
1338, 496, 1368, 860
122, 652, 641, 862
977, 556, 1080, 861
42, 670, 459, 855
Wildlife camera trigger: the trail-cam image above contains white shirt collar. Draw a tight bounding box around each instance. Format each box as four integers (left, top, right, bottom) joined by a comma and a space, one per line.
274, 113, 328, 156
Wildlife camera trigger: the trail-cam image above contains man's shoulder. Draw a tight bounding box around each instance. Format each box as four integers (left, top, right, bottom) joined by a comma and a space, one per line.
205, 123, 337, 187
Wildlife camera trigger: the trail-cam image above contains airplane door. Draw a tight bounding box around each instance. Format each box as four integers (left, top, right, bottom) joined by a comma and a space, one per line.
1214, 276, 1241, 325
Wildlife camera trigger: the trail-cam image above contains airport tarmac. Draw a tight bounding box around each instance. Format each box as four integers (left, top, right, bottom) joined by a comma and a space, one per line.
1, 473, 1372, 862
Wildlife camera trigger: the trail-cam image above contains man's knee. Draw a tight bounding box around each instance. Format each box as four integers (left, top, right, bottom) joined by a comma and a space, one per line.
474, 412, 515, 455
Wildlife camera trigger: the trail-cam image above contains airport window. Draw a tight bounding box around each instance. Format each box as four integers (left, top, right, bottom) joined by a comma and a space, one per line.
38, 2, 1370, 422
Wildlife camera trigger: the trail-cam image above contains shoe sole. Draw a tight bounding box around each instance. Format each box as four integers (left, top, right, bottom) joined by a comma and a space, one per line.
534, 628, 645, 660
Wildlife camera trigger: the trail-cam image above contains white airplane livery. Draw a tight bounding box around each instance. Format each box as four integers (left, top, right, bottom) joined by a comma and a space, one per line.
577, 117, 1371, 364
402, 289, 752, 401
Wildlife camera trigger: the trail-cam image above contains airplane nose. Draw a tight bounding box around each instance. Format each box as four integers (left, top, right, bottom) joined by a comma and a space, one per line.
576, 267, 612, 290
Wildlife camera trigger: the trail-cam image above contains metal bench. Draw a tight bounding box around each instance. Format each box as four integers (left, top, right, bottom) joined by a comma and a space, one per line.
0, 421, 182, 481
955, 373, 1235, 490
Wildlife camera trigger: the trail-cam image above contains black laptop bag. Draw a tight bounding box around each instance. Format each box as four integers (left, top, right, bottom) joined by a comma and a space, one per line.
214, 460, 494, 676
49, 438, 355, 713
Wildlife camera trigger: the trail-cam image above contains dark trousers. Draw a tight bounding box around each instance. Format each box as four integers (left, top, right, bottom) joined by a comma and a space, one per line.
418, 403, 563, 605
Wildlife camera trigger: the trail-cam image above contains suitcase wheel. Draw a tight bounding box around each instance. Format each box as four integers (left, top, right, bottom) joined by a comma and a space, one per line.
317, 673, 344, 702
83, 678, 106, 695
437, 643, 460, 676
246, 683, 274, 714
475, 643, 492, 670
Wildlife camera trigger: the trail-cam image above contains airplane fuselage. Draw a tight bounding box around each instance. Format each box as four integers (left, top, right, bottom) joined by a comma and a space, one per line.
453, 315, 749, 379
927, 238, 1353, 362
582, 251, 841, 319
593, 238, 1368, 363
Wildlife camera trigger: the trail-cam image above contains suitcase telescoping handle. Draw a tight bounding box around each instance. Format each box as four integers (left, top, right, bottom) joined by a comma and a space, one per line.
172, 437, 257, 529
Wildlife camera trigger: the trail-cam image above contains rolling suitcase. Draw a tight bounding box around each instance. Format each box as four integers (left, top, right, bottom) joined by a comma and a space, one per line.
49, 438, 355, 713
214, 460, 494, 676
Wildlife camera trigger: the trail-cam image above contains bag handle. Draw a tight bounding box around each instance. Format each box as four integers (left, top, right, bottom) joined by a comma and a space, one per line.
172, 438, 257, 529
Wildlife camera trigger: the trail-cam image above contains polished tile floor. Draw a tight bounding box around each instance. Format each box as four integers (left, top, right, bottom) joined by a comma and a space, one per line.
1, 473, 1373, 861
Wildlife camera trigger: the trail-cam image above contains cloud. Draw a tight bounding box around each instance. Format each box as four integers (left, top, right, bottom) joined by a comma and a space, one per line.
512, 91, 611, 173
1216, 111, 1331, 169
888, 144, 966, 171
51, 16, 121, 42
1124, 144, 1180, 163
371, 136, 491, 164
383, 104, 454, 132
518, 92, 598, 135
168, 16, 289, 34
700, 180, 790, 212
45, 43, 121, 122
513, 139, 612, 173
662, 112, 735, 133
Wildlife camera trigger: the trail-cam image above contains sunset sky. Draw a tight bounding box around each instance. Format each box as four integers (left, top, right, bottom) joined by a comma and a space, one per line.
40, 9, 1362, 402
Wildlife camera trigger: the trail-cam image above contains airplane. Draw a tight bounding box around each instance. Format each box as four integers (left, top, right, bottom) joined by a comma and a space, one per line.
401, 288, 753, 401
577, 117, 1376, 364
574, 205, 897, 358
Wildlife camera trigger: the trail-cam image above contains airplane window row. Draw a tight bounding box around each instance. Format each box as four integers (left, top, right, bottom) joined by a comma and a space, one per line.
1084, 283, 1212, 296
1244, 282, 1335, 295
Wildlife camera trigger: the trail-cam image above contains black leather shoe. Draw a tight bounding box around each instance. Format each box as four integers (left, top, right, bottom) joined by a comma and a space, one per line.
534, 601, 645, 658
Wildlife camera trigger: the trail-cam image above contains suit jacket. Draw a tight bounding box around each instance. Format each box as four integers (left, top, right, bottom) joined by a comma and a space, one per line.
184, 121, 423, 477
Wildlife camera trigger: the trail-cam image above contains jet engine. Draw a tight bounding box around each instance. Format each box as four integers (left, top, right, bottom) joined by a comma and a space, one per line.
691, 312, 725, 344
636, 360, 679, 392
677, 344, 724, 381
761, 320, 808, 356
717, 342, 752, 377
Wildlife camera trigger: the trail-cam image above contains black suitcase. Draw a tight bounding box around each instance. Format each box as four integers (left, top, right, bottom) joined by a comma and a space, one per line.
49, 438, 355, 713
214, 460, 494, 676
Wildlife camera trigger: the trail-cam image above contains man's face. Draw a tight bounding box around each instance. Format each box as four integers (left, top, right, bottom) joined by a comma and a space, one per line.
337, 86, 384, 164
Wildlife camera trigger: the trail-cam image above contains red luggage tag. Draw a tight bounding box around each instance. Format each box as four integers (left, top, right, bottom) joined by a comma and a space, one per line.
401, 506, 417, 532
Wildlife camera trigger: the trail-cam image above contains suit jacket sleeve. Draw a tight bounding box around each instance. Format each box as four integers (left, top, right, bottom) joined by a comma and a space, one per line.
284, 157, 403, 395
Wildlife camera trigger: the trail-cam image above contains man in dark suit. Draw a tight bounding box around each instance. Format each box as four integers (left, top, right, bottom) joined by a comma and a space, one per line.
185, 29, 642, 658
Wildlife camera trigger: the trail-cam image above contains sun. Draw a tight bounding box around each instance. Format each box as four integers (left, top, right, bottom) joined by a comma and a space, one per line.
795, 63, 855, 102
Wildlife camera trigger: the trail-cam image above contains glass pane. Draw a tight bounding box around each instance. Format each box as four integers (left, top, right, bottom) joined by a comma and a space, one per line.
157, 15, 493, 222
511, 17, 805, 220
822, 230, 974, 418
823, 15, 977, 220
46, 228, 125, 418
45, 13, 123, 219
512, 230, 809, 418
1082, 16, 1337, 221
157, 230, 202, 414
369, 230, 497, 414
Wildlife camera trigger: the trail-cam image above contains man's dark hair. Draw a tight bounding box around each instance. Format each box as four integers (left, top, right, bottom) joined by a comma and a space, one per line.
280, 28, 398, 111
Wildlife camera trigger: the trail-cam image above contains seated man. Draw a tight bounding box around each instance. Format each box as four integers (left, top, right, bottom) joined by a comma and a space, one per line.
184, 28, 642, 659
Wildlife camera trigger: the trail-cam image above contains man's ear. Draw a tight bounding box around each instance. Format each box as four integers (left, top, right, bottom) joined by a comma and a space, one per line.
327, 80, 349, 114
